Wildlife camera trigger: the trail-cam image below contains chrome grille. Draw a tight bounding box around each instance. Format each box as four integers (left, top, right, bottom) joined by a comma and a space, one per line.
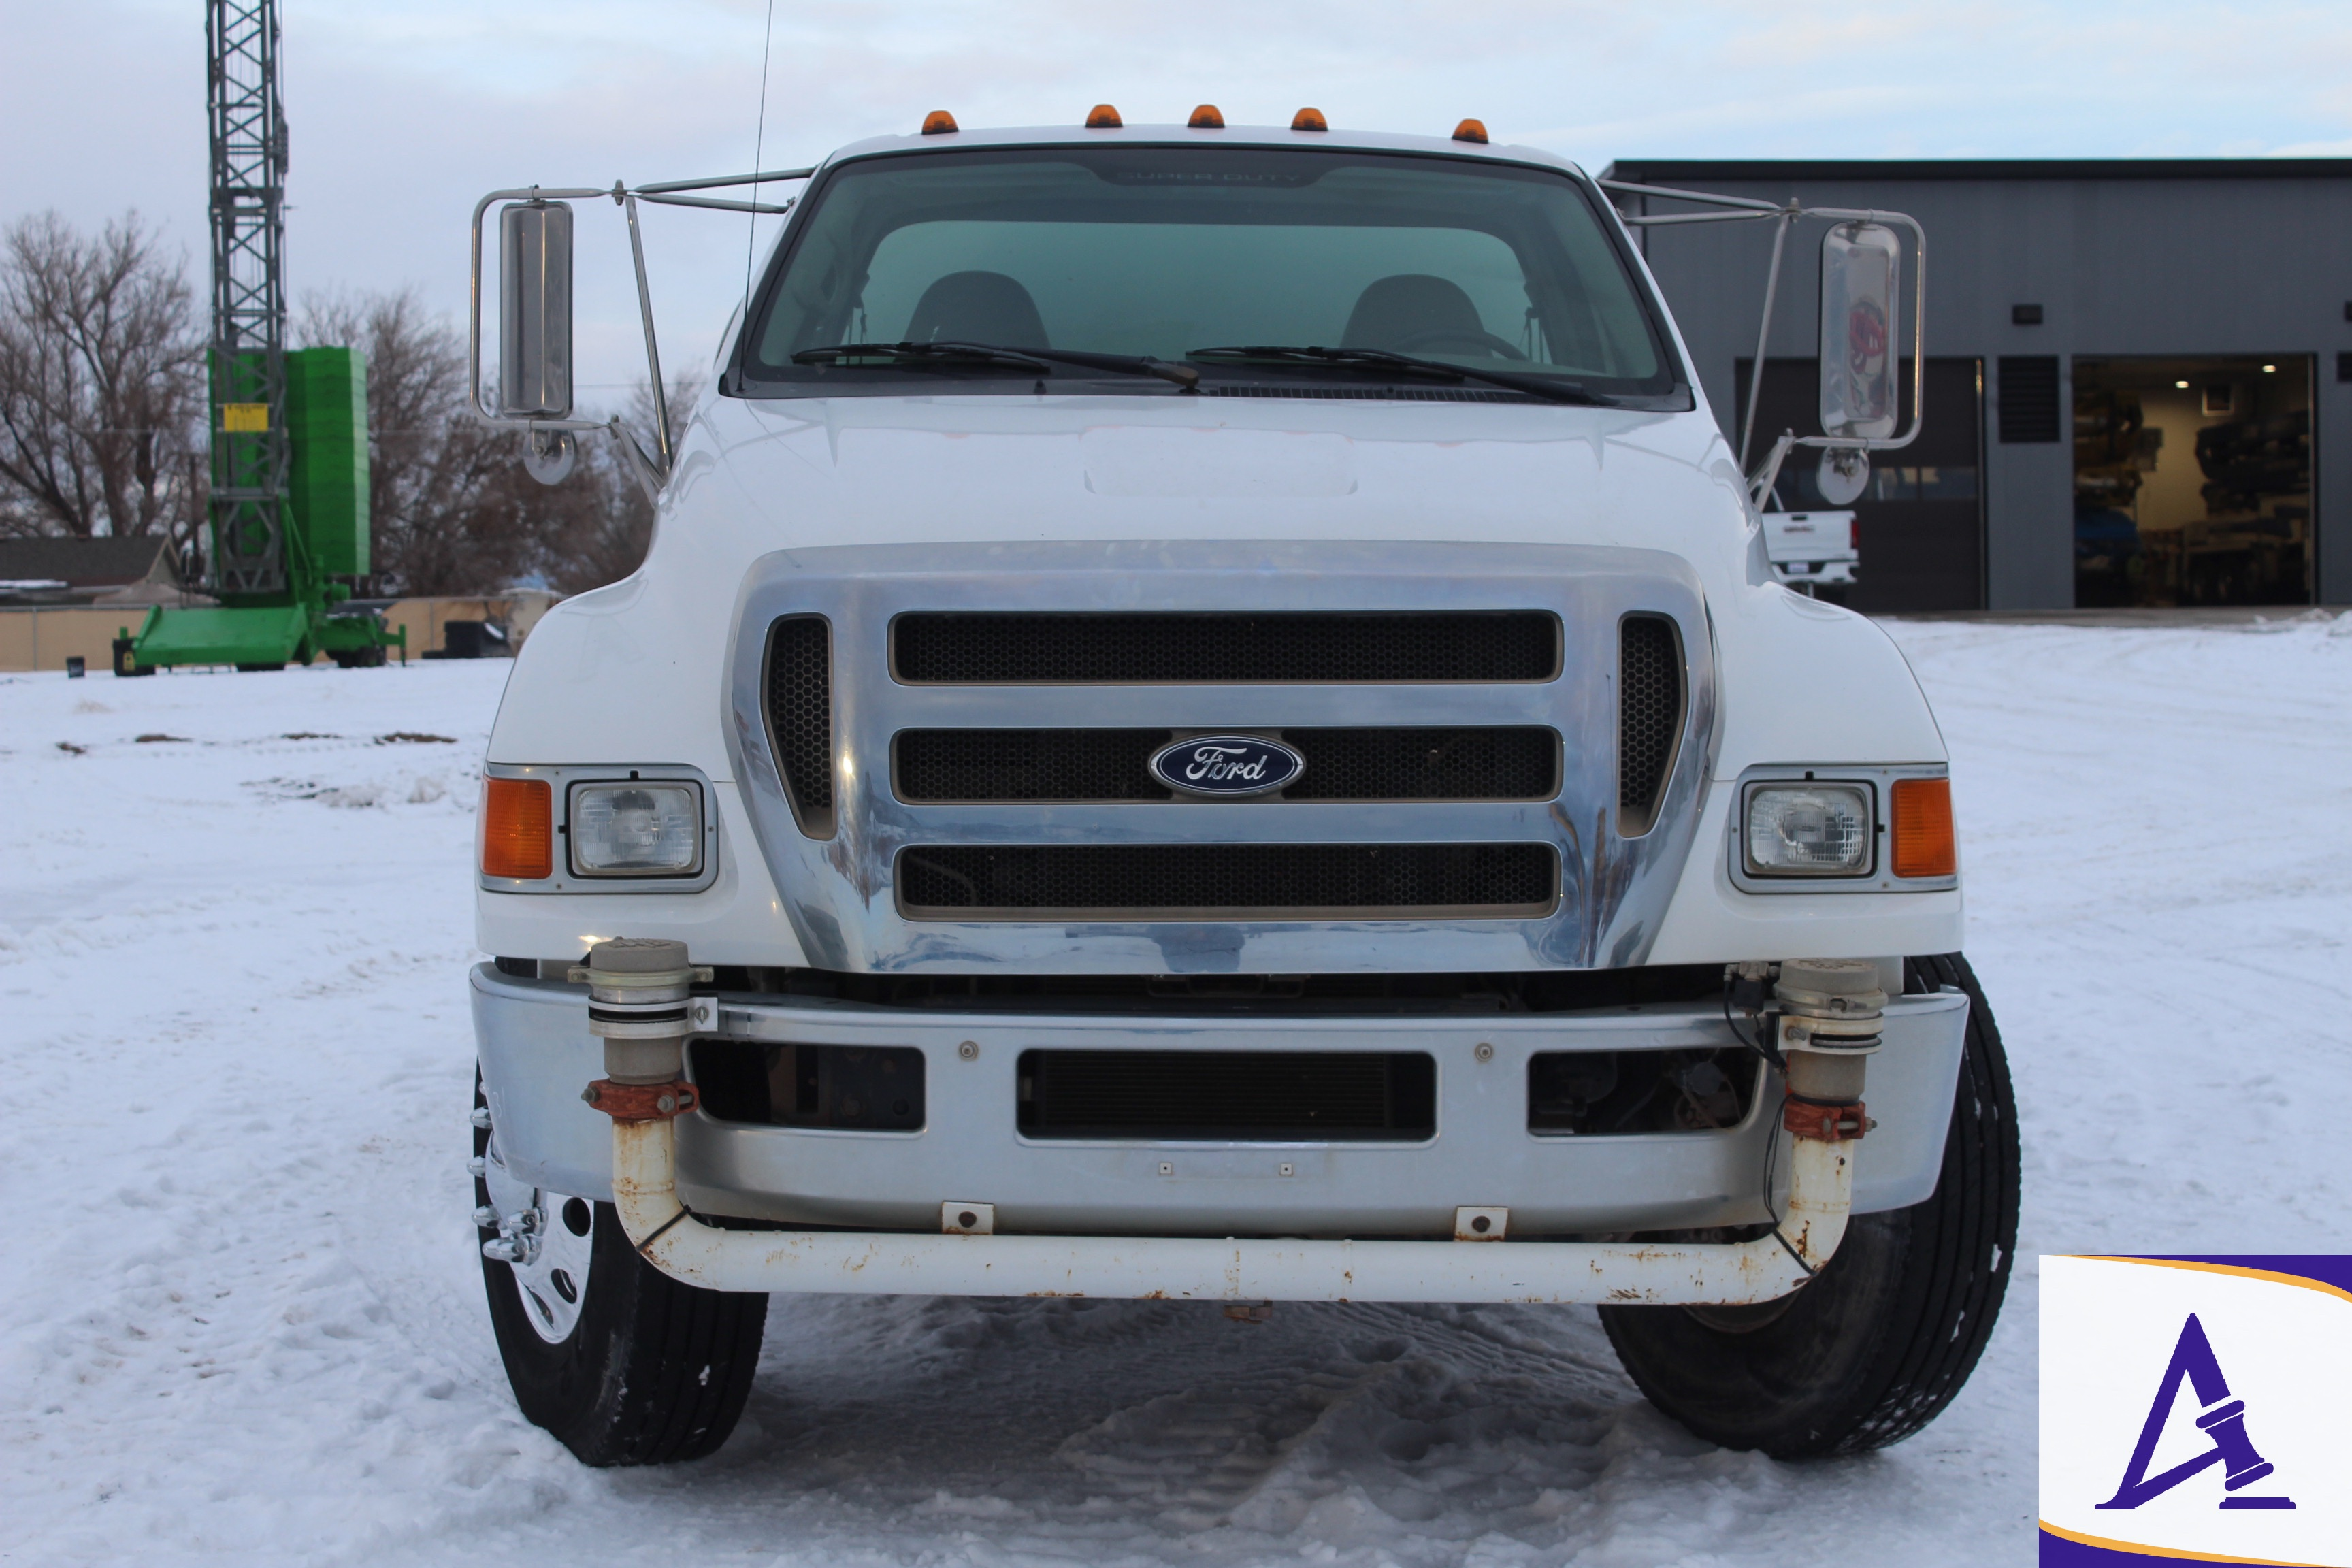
726, 540, 1713, 974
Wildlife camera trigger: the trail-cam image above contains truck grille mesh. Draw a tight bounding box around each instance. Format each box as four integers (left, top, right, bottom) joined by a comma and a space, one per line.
1617, 615, 1683, 832
895, 842, 1556, 919
894, 727, 1558, 803
764, 616, 834, 835
1017, 1049, 1437, 1140
892, 612, 1560, 685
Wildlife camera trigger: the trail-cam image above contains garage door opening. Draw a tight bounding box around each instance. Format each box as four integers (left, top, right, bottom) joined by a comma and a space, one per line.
2074, 356, 2313, 608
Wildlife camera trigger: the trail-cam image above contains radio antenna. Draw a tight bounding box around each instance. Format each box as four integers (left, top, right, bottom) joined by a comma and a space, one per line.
742, 0, 777, 338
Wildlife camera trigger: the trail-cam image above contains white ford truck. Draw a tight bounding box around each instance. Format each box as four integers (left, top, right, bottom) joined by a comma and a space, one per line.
462, 109, 2015, 1468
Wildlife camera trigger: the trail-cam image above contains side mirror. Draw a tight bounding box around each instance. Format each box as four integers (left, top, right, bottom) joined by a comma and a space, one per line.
1818, 220, 1899, 441
498, 201, 574, 420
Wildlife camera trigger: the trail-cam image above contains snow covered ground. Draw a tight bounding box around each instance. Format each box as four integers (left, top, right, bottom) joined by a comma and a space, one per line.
3, 615, 2347, 1567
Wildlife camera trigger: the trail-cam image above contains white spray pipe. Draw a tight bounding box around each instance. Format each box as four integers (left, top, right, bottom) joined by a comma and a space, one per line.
608, 1113, 1851, 1305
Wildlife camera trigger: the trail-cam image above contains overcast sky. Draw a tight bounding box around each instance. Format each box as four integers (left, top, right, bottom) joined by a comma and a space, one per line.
7, 1, 2351, 395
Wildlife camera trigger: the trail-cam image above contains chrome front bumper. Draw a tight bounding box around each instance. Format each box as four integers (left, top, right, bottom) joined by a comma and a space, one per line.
472, 964, 1967, 1236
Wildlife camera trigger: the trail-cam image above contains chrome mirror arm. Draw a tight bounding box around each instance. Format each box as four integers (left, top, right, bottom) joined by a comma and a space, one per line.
1749, 431, 1797, 513
620, 191, 670, 480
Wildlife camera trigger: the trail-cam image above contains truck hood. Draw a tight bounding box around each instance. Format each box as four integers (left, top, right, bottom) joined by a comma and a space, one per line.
691, 393, 1757, 576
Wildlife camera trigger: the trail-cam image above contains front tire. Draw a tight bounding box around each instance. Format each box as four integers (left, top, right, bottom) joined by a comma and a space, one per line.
473, 1074, 767, 1465
1598, 953, 2019, 1458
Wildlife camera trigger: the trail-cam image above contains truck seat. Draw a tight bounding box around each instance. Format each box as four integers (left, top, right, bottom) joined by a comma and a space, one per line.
905, 270, 1051, 348
1341, 274, 1488, 353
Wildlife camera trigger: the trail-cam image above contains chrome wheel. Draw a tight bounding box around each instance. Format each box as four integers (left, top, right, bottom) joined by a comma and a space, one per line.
478, 1126, 595, 1343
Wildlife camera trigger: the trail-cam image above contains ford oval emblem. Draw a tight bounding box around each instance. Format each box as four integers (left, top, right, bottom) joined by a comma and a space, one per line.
1149, 734, 1304, 798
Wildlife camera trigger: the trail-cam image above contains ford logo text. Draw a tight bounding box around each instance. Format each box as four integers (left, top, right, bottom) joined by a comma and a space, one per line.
1149, 735, 1305, 798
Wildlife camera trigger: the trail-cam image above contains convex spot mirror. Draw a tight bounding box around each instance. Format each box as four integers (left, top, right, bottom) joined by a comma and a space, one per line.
498, 201, 574, 421
1819, 220, 1899, 442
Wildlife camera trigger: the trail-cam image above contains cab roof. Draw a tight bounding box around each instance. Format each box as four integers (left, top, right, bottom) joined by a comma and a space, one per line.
817, 120, 1588, 180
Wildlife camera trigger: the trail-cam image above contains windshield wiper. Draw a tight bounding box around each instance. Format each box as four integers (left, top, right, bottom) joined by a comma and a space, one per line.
1186, 345, 1616, 406
793, 341, 1198, 388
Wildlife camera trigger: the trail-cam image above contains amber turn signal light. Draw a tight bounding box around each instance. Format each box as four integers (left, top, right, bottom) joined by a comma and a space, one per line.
1291, 107, 1328, 132
1188, 104, 1224, 129
1085, 103, 1123, 129
482, 777, 553, 881
1452, 118, 1489, 144
921, 109, 958, 135
1889, 777, 1956, 878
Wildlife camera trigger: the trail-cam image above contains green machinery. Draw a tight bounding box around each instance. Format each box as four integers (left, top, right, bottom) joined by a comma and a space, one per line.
118, 0, 403, 674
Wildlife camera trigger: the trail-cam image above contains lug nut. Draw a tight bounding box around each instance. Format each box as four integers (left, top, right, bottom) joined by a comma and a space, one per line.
468, 1107, 493, 1130
472, 1205, 498, 1228
465, 1156, 487, 1179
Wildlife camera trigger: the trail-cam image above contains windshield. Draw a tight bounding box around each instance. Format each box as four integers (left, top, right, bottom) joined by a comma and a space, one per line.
737, 145, 1686, 404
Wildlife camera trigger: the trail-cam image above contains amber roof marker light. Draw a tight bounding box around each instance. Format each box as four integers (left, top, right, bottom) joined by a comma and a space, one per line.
1085, 104, 1124, 129
1452, 118, 1489, 144
920, 110, 958, 135
1290, 107, 1328, 132
1188, 104, 1225, 129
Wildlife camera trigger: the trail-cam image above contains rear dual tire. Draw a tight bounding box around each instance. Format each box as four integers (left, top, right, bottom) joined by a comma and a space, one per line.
1598, 952, 2019, 1458
474, 1075, 767, 1466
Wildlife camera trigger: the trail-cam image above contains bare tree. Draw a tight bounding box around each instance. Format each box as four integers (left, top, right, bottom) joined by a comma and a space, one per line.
0, 212, 205, 542
289, 287, 700, 597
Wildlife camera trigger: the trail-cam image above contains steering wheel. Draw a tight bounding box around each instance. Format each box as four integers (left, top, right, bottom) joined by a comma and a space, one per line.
1383, 329, 1530, 361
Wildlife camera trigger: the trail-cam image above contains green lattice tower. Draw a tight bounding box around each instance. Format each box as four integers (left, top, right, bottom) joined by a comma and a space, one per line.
124, 1, 401, 670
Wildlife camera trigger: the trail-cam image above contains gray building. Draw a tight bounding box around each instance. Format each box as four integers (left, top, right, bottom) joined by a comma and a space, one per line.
1601, 159, 2352, 612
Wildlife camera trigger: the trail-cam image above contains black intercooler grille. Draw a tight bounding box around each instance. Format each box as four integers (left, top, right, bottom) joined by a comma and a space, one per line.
892, 611, 1560, 685
893, 727, 1560, 803
1618, 615, 1684, 833
1018, 1049, 1437, 1140
764, 616, 834, 834
896, 842, 1557, 919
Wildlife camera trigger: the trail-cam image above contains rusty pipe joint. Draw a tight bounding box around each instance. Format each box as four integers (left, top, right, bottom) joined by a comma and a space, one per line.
1775, 957, 1883, 1138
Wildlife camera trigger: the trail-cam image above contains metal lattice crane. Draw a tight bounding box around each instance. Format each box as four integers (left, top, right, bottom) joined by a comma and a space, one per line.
114, 1, 399, 672
205, 0, 289, 595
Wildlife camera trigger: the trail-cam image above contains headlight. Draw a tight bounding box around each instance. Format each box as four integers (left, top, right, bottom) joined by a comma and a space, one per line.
1744, 783, 1873, 877
569, 781, 702, 877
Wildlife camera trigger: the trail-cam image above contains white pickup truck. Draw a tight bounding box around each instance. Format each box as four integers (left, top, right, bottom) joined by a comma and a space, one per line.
1762, 508, 1860, 593
462, 110, 2014, 1469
